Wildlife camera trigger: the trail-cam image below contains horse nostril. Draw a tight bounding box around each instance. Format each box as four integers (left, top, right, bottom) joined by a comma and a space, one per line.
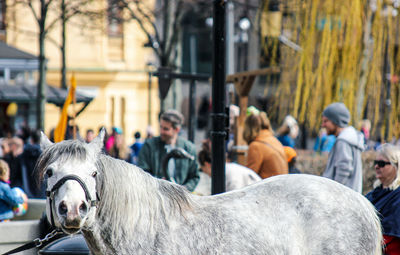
79, 201, 88, 215
58, 201, 68, 216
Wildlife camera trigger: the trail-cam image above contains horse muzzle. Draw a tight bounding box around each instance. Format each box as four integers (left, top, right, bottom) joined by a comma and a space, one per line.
57, 199, 88, 233
46, 174, 99, 233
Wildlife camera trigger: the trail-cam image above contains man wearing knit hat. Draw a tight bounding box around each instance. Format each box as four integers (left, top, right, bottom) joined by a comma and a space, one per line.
321, 102, 365, 193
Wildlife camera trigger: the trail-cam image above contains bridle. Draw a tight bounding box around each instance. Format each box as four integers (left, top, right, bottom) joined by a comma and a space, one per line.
2, 174, 99, 254
46, 174, 99, 228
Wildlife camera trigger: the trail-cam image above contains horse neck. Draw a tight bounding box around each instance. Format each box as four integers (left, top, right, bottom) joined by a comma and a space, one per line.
94, 155, 192, 244
82, 227, 111, 255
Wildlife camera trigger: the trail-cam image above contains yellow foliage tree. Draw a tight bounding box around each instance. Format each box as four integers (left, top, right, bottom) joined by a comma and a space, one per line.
261, 0, 400, 140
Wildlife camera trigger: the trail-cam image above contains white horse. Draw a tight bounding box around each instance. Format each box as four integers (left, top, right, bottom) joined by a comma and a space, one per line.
38, 130, 382, 255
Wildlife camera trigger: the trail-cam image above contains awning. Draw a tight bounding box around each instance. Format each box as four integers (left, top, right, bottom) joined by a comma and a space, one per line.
0, 41, 40, 71
0, 41, 37, 59
0, 84, 94, 107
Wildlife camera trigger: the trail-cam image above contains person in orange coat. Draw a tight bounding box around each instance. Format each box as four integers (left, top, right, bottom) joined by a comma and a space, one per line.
243, 107, 288, 179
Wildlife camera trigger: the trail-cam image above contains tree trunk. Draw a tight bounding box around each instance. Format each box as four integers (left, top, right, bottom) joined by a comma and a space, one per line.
356, 8, 373, 128
37, 0, 47, 130
61, 0, 67, 89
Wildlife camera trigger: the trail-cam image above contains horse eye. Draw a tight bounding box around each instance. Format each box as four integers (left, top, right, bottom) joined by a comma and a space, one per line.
46, 169, 53, 178
91, 171, 97, 178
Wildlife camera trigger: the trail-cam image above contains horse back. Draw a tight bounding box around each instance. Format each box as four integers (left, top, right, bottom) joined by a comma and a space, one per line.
190, 174, 381, 255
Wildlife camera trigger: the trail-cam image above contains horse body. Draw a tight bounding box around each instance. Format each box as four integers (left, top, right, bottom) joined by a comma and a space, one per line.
38, 132, 382, 255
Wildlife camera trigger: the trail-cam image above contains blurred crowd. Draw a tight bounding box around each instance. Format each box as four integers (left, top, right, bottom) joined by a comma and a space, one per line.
0, 104, 394, 200
2, 101, 400, 248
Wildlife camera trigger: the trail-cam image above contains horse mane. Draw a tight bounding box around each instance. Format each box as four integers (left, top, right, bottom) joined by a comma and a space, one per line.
36, 139, 87, 182
95, 154, 193, 239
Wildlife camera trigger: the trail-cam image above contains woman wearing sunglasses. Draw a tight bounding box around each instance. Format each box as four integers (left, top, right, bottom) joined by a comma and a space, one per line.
366, 144, 400, 255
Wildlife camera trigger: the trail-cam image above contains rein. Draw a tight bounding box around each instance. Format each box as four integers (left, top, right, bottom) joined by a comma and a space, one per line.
46, 174, 99, 227
1, 229, 62, 255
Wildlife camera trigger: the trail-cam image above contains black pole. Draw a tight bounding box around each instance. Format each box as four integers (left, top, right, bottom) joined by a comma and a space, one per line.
211, 0, 226, 195
188, 79, 197, 142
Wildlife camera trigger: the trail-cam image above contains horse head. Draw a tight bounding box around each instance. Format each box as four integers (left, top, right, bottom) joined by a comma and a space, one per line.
38, 129, 105, 234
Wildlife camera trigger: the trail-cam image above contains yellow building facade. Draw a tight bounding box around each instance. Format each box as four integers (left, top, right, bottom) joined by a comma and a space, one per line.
5, 0, 159, 143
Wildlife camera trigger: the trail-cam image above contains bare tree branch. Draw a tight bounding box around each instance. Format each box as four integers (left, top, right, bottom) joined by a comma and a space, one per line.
165, 0, 184, 63
44, 14, 60, 33
106, 0, 197, 67
120, 0, 162, 57
27, 1, 40, 26
46, 34, 61, 48
134, 1, 161, 50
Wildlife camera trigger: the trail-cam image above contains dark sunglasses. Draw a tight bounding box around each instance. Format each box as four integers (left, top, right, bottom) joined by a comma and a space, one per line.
374, 160, 391, 168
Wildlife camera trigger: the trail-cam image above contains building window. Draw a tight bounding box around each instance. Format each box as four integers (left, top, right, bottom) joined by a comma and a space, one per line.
107, 0, 124, 61
107, 0, 123, 37
181, 9, 212, 74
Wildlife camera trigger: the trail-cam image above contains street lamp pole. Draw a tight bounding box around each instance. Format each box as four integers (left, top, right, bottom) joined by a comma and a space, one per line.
238, 16, 250, 71
211, 0, 226, 195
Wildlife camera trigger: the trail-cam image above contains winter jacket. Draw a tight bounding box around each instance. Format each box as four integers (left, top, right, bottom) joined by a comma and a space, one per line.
3, 153, 22, 188
277, 135, 295, 148
246, 130, 289, 179
130, 141, 144, 165
366, 185, 400, 253
137, 136, 200, 191
0, 181, 23, 220
20, 144, 45, 198
323, 126, 364, 193
314, 134, 336, 153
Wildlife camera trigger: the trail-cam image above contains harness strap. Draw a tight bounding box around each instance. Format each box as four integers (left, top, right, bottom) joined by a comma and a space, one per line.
48, 195, 56, 230
47, 175, 95, 203
2, 240, 38, 255
1, 229, 62, 255
46, 174, 98, 228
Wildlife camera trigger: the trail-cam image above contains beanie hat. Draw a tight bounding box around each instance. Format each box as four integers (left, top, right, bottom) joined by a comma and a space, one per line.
322, 102, 350, 128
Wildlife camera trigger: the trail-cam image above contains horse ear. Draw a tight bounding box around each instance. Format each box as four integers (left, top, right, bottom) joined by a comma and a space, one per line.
89, 128, 105, 153
40, 131, 53, 150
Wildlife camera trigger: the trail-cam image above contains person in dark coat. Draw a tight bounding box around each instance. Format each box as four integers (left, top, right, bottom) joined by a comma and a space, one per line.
20, 130, 45, 198
366, 144, 400, 255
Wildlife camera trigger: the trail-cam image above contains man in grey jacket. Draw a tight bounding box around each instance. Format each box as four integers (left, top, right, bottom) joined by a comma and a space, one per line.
321, 102, 364, 193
